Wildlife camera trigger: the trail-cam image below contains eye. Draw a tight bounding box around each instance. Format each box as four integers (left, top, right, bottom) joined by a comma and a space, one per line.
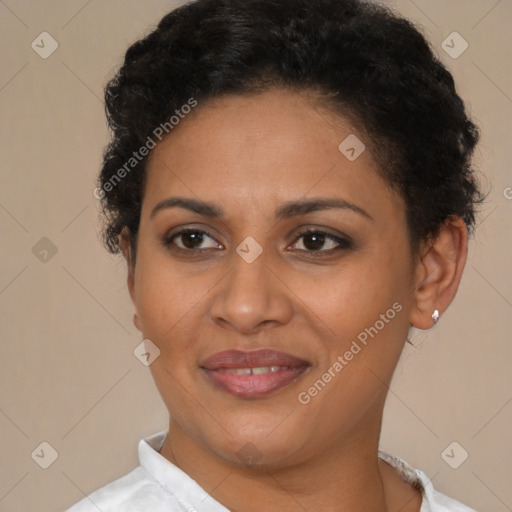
164, 228, 223, 251
163, 227, 353, 255
290, 229, 353, 253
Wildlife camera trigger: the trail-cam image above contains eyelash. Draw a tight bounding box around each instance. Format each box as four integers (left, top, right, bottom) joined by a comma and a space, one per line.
162, 227, 353, 256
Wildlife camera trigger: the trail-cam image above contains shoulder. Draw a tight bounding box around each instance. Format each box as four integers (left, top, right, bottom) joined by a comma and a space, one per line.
378, 451, 477, 512
64, 465, 182, 512
421, 472, 477, 512
426, 484, 478, 512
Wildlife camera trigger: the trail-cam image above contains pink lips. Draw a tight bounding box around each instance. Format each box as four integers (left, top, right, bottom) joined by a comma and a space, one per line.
200, 349, 310, 398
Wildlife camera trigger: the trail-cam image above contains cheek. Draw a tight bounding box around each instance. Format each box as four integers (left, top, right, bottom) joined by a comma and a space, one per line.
134, 249, 202, 336
293, 245, 411, 409
298, 253, 407, 342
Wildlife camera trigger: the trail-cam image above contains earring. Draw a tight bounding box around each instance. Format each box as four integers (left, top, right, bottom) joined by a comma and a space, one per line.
432, 309, 440, 324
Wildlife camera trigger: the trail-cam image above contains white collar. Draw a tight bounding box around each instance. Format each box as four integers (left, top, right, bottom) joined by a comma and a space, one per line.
139, 431, 230, 511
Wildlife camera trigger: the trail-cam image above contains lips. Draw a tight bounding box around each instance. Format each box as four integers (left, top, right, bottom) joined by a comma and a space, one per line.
200, 349, 310, 398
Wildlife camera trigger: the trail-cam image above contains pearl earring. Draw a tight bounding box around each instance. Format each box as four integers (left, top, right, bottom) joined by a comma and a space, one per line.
432, 309, 440, 324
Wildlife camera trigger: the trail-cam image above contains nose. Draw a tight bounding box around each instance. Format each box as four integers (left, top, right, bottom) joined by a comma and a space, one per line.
209, 247, 294, 335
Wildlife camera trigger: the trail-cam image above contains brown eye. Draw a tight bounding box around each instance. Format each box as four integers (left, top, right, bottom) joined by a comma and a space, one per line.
291, 229, 353, 253
164, 229, 222, 251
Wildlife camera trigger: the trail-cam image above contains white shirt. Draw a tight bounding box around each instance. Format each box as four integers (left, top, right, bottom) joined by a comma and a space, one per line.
65, 431, 476, 512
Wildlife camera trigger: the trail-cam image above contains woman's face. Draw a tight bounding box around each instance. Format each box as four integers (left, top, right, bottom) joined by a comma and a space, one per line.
128, 88, 419, 467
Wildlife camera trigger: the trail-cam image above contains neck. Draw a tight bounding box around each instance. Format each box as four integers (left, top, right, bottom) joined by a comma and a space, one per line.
159, 410, 400, 512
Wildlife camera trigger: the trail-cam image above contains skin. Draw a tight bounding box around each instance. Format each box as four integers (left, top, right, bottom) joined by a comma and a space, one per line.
120, 88, 468, 512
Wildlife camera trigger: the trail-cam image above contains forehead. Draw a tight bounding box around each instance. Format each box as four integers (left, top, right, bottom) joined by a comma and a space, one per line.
142, 88, 403, 224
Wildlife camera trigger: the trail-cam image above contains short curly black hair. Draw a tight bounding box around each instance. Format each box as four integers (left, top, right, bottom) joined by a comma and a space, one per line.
97, 0, 484, 259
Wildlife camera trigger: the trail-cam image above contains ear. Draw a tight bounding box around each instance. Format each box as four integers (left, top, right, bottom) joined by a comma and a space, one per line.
120, 227, 142, 332
409, 216, 468, 330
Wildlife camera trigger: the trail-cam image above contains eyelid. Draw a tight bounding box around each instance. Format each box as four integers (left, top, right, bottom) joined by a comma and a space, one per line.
293, 226, 353, 243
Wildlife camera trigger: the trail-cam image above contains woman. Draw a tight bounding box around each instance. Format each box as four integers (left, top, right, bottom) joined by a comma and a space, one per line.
68, 0, 483, 510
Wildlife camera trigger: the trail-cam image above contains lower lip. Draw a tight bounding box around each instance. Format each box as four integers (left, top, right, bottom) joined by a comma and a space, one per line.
202, 366, 309, 398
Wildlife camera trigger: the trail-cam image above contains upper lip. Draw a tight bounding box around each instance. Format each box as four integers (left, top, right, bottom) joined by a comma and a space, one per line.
200, 349, 310, 370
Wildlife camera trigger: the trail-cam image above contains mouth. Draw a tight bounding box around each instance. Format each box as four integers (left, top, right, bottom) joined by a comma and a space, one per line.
200, 348, 311, 398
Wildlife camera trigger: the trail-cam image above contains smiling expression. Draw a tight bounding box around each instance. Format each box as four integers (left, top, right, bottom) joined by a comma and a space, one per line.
126, 88, 419, 468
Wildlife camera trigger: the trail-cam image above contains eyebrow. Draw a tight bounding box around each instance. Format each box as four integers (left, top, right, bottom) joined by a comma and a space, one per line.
150, 196, 373, 221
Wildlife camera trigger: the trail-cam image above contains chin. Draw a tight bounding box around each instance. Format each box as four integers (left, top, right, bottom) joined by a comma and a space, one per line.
204, 413, 309, 469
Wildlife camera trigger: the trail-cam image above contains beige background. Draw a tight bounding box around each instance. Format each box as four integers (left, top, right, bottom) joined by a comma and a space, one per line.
0, 1, 511, 511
